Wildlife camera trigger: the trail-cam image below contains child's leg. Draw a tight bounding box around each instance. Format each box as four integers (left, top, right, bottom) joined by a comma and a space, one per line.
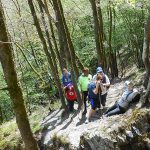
106, 106, 121, 117
70, 101, 74, 111
83, 91, 88, 114
101, 93, 107, 107
86, 98, 96, 121
104, 103, 118, 114
87, 109, 96, 120
67, 100, 72, 112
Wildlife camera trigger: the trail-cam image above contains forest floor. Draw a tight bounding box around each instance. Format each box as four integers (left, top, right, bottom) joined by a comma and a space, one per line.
40, 66, 145, 149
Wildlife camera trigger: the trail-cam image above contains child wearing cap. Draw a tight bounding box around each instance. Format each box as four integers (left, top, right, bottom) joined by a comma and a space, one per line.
93, 67, 110, 108
85, 74, 105, 123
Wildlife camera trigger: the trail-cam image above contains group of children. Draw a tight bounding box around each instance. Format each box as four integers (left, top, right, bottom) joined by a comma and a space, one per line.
62, 67, 140, 124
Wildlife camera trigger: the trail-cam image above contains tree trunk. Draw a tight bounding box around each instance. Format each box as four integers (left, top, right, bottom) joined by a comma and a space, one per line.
27, 0, 67, 110
58, 0, 80, 77
52, 0, 83, 109
142, 9, 150, 105
89, 0, 107, 71
0, 1, 39, 149
108, 3, 118, 78
41, 0, 66, 71
0, 105, 3, 123
89, 0, 102, 63
97, 0, 107, 70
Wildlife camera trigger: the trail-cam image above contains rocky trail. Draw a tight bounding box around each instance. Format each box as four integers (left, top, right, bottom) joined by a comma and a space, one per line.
39, 80, 150, 150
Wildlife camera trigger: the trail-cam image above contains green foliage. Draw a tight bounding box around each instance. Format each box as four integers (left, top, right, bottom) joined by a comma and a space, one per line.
0, 105, 49, 150
101, 0, 147, 68
0, 67, 14, 122
71, 15, 98, 73
1, 0, 149, 123
0, 120, 22, 150
51, 133, 71, 150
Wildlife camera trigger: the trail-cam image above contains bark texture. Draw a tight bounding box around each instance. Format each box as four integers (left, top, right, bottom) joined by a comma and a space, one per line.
0, 1, 39, 149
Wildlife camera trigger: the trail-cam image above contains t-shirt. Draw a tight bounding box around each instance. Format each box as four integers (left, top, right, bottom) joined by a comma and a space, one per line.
62, 72, 72, 86
93, 73, 110, 95
65, 85, 77, 101
79, 74, 92, 92
88, 82, 98, 99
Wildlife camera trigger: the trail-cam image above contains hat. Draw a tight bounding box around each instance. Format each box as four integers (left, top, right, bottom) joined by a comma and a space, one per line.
96, 67, 103, 73
124, 80, 133, 87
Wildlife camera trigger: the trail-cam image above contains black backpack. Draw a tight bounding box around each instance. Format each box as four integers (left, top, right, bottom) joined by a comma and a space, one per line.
131, 93, 140, 103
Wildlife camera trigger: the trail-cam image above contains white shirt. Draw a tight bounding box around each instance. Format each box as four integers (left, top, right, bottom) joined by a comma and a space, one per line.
93, 73, 110, 95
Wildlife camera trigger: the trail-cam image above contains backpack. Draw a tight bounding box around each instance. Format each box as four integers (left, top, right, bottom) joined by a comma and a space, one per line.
131, 93, 140, 103
65, 85, 77, 101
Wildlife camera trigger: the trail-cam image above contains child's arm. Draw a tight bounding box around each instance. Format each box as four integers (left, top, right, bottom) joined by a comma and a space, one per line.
93, 81, 101, 94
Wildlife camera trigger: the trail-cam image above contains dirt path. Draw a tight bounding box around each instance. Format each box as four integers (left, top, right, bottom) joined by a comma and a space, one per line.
41, 81, 125, 148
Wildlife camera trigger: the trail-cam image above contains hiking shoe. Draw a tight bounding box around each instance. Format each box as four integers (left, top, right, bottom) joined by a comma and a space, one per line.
102, 106, 106, 109
85, 119, 89, 124
101, 114, 107, 119
82, 110, 87, 115
78, 111, 83, 120
70, 109, 76, 113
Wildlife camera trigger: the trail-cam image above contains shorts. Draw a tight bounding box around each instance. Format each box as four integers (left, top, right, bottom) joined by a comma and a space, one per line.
89, 98, 98, 110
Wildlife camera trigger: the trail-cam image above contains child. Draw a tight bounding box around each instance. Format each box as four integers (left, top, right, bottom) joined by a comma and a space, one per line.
78, 67, 92, 115
85, 74, 105, 123
65, 83, 77, 112
104, 81, 139, 117
93, 67, 110, 108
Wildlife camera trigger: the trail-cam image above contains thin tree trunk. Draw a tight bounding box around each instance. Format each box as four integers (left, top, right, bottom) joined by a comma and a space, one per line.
27, 0, 67, 110
97, 0, 107, 70
0, 105, 3, 123
42, 0, 66, 71
108, 3, 118, 78
142, 9, 150, 105
89, 0, 102, 64
51, 0, 83, 109
0, 1, 39, 149
89, 0, 107, 71
58, 1, 80, 77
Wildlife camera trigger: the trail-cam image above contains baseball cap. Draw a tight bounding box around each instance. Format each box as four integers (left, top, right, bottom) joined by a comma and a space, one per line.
96, 67, 103, 73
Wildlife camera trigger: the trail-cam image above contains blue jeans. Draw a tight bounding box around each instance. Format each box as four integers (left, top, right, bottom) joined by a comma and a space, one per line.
105, 103, 125, 117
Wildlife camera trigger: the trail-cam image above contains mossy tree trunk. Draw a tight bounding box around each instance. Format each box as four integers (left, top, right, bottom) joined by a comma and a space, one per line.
0, 105, 3, 123
108, 2, 118, 78
142, 9, 150, 104
41, 0, 67, 71
27, 0, 67, 110
89, 0, 107, 71
51, 0, 83, 109
0, 1, 39, 149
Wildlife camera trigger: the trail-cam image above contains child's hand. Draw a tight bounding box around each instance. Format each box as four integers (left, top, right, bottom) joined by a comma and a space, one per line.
96, 81, 100, 87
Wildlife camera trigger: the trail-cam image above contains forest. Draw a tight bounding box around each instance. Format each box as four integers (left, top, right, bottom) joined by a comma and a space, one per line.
0, 0, 150, 150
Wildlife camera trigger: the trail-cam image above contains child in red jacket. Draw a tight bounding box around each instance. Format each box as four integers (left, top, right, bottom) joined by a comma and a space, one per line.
65, 83, 77, 112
